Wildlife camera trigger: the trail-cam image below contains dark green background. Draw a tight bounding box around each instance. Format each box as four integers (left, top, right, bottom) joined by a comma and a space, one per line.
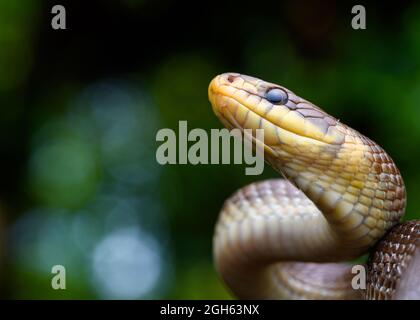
0, 0, 419, 299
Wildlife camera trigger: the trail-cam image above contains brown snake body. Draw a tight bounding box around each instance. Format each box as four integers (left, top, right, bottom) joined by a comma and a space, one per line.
208, 73, 420, 300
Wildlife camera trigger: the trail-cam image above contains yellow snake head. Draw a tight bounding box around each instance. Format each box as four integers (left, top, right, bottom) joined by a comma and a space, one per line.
208, 73, 347, 149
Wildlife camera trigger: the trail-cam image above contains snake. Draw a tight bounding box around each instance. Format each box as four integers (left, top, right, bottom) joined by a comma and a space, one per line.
208, 73, 420, 300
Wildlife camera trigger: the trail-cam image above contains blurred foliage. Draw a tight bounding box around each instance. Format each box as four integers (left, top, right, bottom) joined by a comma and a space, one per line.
0, 0, 419, 299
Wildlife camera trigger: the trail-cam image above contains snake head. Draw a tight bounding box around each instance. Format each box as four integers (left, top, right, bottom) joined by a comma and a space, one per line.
208, 73, 346, 155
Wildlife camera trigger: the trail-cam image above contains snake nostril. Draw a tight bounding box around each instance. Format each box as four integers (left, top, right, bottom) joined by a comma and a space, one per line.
227, 75, 236, 83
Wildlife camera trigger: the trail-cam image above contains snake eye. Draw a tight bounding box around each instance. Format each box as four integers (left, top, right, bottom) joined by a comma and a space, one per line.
265, 88, 288, 105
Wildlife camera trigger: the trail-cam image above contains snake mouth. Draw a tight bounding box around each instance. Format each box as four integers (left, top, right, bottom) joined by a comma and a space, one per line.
209, 73, 345, 146
219, 105, 279, 159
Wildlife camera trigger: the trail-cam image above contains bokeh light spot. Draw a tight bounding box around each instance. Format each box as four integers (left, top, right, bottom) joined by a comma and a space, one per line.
91, 227, 162, 299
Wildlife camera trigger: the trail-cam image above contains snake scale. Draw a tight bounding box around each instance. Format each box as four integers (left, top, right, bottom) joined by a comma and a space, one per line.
208, 73, 420, 300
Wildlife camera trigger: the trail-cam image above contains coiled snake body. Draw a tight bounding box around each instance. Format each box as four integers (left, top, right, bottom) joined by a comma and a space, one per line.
208, 73, 420, 300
